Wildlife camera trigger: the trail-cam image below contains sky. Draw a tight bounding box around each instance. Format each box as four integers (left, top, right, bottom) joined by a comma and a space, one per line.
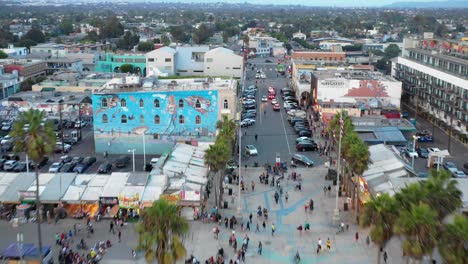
109, 0, 447, 7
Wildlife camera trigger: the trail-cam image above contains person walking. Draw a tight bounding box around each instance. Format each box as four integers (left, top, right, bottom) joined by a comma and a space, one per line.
251, 181, 255, 192
271, 223, 275, 236
246, 221, 250, 231
249, 213, 253, 224
262, 221, 266, 231
355, 231, 359, 242
255, 223, 260, 232
285, 192, 289, 203
317, 238, 322, 254
383, 251, 388, 263
257, 241, 262, 255
366, 236, 370, 246
255, 134, 258, 141
109, 221, 114, 234
326, 238, 331, 252
118, 231, 122, 242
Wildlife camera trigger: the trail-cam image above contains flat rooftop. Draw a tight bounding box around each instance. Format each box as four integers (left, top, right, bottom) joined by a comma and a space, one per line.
97, 77, 237, 93
406, 48, 468, 67
4, 91, 91, 104
312, 69, 398, 82
0, 59, 45, 67
352, 115, 416, 132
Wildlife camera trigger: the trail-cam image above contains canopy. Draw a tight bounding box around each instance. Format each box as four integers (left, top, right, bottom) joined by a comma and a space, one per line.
101, 173, 128, 197
1, 243, 51, 258
61, 185, 85, 204
40, 173, 77, 203
0, 173, 36, 203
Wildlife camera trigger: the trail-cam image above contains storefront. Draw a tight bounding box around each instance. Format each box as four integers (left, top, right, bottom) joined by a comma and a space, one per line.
99, 197, 119, 218
117, 194, 140, 220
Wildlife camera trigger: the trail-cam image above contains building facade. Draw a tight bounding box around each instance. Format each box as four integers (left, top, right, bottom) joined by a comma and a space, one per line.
392, 37, 468, 142
95, 53, 147, 76
0, 66, 22, 100
2, 59, 47, 80
92, 78, 237, 155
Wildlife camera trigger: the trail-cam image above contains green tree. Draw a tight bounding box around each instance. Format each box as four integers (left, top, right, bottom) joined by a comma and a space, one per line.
193, 23, 212, 44
216, 115, 237, 146
120, 64, 133, 73
22, 27, 46, 43
383, 44, 401, 59
137, 41, 154, 52
439, 214, 468, 264
0, 50, 7, 59
136, 199, 189, 264
160, 34, 171, 46
394, 203, 438, 262
11, 109, 56, 261
360, 193, 398, 264
58, 18, 74, 35
117, 31, 140, 50
424, 169, 462, 220
100, 16, 124, 38
170, 26, 190, 43
204, 140, 231, 208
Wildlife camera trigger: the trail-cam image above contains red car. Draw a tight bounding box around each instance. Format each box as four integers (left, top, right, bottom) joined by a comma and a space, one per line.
268, 94, 276, 100
273, 103, 280, 111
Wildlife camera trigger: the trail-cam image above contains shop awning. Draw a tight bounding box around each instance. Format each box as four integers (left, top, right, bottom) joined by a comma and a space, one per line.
101, 173, 128, 197
61, 185, 86, 204
40, 173, 77, 203
0, 173, 36, 203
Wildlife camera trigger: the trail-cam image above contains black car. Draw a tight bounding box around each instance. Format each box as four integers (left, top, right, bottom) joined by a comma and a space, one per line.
97, 163, 112, 174
290, 118, 306, 125
296, 141, 318, 152
115, 156, 131, 168
417, 148, 429, 159
59, 162, 76, 173
291, 154, 314, 167
243, 104, 256, 110
31, 157, 49, 169
298, 130, 313, 137
2, 141, 13, 151
294, 125, 309, 132
12, 161, 31, 172
71, 156, 84, 165
463, 162, 468, 174
83, 156, 97, 166
2, 154, 20, 161
64, 120, 75, 128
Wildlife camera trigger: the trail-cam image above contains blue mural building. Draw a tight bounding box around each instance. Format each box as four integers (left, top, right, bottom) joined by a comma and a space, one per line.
93, 90, 219, 155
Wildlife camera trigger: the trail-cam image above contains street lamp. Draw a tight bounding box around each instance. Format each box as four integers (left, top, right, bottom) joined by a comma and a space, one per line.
412, 135, 420, 170
128, 149, 136, 172
17, 232, 23, 264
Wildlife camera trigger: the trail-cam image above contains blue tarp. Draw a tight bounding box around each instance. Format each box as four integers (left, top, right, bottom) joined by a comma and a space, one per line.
1, 243, 51, 258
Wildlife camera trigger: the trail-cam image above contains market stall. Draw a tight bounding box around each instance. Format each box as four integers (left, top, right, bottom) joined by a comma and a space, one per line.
101, 172, 128, 218
177, 183, 202, 220
141, 174, 167, 208
81, 174, 110, 218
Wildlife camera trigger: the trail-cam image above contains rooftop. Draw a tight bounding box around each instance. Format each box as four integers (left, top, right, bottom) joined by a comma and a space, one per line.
312, 69, 398, 82
46, 58, 82, 64
4, 90, 91, 105
0, 59, 45, 67
352, 115, 416, 132
406, 47, 468, 67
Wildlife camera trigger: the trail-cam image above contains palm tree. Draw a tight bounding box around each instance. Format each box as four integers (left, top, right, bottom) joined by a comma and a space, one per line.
216, 115, 237, 152
394, 182, 428, 211
204, 140, 231, 208
424, 169, 462, 220
136, 199, 189, 263
394, 202, 438, 263
439, 214, 468, 264
360, 193, 398, 264
10, 109, 56, 261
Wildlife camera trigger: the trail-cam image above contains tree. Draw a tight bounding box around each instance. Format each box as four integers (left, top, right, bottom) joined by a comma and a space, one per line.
23, 28, 46, 44
58, 18, 74, 35
120, 64, 133, 73
360, 193, 398, 264
136, 199, 189, 263
10, 109, 56, 262
100, 16, 124, 38
241, 34, 249, 47
216, 115, 237, 146
0, 50, 7, 59
137, 41, 154, 52
170, 26, 190, 43
439, 214, 468, 264
383, 44, 401, 59
204, 140, 231, 208
193, 23, 212, 44
160, 34, 171, 46
423, 169, 462, 220
394, 203, 438, 262
117, 31, 139, 50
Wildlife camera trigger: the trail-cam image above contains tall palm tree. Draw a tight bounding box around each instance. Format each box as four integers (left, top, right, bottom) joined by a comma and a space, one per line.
424, 169, 462, 220
360, 193, 398, 264
394, 202, 438, 263
216, 115, 237, 152
204, 140, 231, 208
439, 214, 468, 264
136, 199, 189, 263
394, 182, 428, 211
10, 109, 56, 261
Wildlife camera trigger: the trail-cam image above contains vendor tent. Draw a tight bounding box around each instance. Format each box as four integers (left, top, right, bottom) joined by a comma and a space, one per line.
0, 173, 19, 198
0, 173, 36, 203
101, 173, 128, 197
27, 173, 60, 199
1, 243, 51, 258
81, 174, 110, 202
61, 185, 86, 204
141, 174, 167, 207
40, 173, 77, 203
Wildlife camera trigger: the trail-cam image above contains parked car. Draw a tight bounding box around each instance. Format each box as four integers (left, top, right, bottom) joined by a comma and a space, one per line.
59, 162, 76, 173
13, 161, 31, 172
443, 161, 458, 173
97, 163, 112, 174
416, 148, 429, 159
73, 163, 89, 174
415, 131, 434, 142
3, 160, 17, 171
291, 154, 314, 167
71, 156, 83, 165
296, 137, 314, 144
115, 156, 131, 168
2, 154, 19, 161
55, 142, 72, 153
226, 160, 238, 169
405, 148, 419, 158
150, 158, 160, 168
64, 120, 75, 128
2, 141, 13, 151
261, 95, 268, 102
245, 145, 258, 156
31, 157, 49, 169
298, 130, 312, 137
464, 162, 468, 174
1, 135, 13, 145
273, 103, 280, 111
240, 119, 256, 127
452, 170, 467, 178
296, 141, 318, 152
83, 156, 97, 166
1, 122, 12, 131
74, 120, 87, 128
48, 162, 63, 173
59, 155, 72, 164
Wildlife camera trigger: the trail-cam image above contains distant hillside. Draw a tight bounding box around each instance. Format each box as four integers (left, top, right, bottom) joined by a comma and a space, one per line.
386, 1, 468, 8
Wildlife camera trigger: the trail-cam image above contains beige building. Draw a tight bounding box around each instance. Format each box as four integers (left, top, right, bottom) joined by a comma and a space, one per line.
204, 47, 243, 79
145, 47, 177, 76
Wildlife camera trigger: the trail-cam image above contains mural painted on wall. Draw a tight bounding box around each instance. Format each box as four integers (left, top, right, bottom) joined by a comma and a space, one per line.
92, 90, 218, 154
0, 100, 93, 121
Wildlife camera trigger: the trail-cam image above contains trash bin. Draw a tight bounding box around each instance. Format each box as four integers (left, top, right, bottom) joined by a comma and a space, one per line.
223, 201, 228, 209
344, 202, 348, 211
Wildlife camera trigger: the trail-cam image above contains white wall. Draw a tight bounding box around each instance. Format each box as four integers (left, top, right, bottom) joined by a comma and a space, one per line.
146, 48, 176, 76
204, 49, 243, 78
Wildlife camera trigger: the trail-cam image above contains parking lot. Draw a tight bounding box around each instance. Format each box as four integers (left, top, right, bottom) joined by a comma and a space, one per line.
0, 122, 157, 175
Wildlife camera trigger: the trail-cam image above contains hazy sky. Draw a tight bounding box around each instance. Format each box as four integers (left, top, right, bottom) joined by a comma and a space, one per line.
112, 0, 446, 7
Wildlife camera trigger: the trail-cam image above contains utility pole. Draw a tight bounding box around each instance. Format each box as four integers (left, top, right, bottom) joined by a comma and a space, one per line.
333, 110, 343, 225
448, 96, 455, 153
59, 102, 65, 153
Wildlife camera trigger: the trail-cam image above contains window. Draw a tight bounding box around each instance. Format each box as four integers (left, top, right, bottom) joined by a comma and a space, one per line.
102, 114, 108, 123
165, 58, 171, 62
195, 115, 201, 124
154, 115, 160, 124
179, 115, 184, 124
195, 99, 201, 108
140, 115, 144, 123
124, 58, 133, 62
223, 99, 229, 109
154, 99, 160, 108
139, 99, 144, 108
121, 98, 126, 107
101, 98, 108, 108
148, 58, 155, 62
179, 99, 184, 108
153, 133, 159, 139
121, 115, 127, 123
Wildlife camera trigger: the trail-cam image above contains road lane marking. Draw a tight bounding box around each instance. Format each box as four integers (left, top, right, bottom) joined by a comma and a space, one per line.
279, 105, 292, 154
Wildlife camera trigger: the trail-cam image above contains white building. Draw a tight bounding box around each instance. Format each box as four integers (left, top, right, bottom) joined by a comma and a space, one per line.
0, 44, 28, 57
146, 46, 244, 78
293, 31, 307, 40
